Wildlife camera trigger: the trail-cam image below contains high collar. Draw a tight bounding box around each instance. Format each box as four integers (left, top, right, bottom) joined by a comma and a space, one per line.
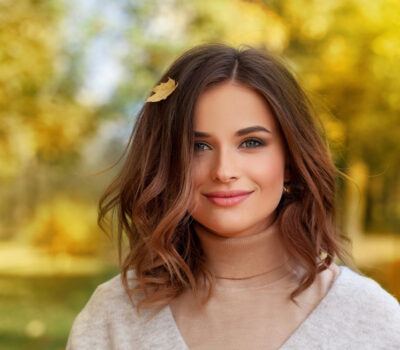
193, 220, 299, 288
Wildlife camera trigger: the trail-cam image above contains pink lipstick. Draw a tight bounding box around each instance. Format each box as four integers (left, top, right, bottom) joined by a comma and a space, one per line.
203, 190, 253, 207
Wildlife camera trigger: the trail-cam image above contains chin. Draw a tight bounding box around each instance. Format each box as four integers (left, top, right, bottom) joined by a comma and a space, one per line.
192, 207, 278, 236
194, 216, 260, 237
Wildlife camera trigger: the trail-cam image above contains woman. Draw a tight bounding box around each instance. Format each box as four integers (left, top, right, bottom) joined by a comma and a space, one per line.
66, 43, 400, 349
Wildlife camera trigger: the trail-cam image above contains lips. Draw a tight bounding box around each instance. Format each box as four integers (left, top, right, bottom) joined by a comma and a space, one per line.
203, 190, 253, 198
203, 190, 254, 207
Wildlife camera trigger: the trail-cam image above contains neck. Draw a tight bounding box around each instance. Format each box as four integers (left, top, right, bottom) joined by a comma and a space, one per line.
193, 220, 298, 287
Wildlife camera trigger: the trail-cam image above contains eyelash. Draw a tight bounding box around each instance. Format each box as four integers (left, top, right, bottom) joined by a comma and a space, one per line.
194, 138, 266, 152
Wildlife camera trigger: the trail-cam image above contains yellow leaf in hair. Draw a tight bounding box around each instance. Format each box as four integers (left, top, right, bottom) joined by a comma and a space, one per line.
146, 77, 178, 102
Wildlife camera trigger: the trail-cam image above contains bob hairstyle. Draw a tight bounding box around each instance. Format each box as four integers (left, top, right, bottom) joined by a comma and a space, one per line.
98, 43, 357, 318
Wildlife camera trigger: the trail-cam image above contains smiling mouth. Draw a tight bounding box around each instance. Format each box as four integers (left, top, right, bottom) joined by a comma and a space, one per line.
203, 192, 253, 207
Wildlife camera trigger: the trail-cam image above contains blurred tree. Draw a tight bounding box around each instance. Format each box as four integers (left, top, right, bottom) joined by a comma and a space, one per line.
0, 0, 97, 238
1, 0, 398, 249
273, 0, 400, 234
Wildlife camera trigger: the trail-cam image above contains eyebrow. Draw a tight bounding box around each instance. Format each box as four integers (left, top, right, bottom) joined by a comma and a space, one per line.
194, 125, 272, 138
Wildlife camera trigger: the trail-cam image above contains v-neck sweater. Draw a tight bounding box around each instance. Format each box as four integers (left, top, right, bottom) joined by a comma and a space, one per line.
167, 221, 342, 349
66, 222, 400, 350
66, 265, 400, 349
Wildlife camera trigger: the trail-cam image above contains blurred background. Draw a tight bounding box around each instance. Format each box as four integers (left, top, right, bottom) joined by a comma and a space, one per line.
0, 0, 399, 348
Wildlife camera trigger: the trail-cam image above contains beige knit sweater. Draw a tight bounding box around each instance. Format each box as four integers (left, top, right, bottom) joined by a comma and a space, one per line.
66, 223, 400, 349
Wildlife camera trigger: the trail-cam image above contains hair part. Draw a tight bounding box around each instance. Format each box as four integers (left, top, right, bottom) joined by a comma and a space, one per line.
98, 42, 358, 321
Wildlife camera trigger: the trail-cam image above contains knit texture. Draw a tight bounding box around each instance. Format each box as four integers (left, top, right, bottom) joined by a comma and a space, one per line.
66, 266, 400, 350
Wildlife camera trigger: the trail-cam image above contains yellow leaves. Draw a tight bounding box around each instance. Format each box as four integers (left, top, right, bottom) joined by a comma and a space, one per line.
322, 36, 355, 73
372, 33, 400, 62
201, 0, 289, 53
323, 115, 345, 147
146, 77, 178, 102
27, 196, 102, 256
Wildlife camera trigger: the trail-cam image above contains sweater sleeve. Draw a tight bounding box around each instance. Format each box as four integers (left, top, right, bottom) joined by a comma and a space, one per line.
66, 284, 114, 350
356, 275, 400, 349
280, 266, 400, 350
65, 273, 186, 350
327, 268, 400, 349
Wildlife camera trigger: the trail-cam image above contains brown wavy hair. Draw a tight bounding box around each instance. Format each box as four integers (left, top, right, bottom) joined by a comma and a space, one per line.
98, 42, 358, 320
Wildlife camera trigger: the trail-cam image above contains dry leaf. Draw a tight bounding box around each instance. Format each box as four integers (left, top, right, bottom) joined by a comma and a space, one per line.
146, 77, 178, 102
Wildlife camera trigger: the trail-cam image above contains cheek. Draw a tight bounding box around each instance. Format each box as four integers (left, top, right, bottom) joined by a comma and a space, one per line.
253, 154, 285, 188
248, 150, 286, 209
191, 160, 208, 192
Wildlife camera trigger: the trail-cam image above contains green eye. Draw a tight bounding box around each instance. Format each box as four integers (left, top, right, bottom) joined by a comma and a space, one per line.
194, 142, 210, 152
241, 138, 265, 148
194, 138, 265, 152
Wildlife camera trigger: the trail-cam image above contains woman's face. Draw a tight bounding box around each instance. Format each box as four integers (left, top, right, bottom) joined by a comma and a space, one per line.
189, 81, 289, 238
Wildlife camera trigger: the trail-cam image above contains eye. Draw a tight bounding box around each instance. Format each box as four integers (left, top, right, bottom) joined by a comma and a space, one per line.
241, 138, 265, 148
194, 142, 210, 152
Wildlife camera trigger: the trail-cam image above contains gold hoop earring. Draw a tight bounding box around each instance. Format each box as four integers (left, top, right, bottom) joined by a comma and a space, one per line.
283, 184, 290, 194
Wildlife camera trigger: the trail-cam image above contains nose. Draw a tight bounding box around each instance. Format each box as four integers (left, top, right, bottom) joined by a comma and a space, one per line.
211, 146, 239, 183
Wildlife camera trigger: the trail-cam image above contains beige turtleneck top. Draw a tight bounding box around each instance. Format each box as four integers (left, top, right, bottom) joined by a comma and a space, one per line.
169, 221, 341, 350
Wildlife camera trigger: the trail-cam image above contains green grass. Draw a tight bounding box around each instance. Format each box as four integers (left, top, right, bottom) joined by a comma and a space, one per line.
0, 267, 119, 350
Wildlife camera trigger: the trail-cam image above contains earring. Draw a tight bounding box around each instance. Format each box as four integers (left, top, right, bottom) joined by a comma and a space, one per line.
283, 184, 290, 194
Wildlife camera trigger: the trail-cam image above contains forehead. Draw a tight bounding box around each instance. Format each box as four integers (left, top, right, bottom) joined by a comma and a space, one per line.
193, 81, 279, 133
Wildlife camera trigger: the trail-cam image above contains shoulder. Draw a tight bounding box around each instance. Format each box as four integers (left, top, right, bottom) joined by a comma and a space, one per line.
336, 265, 400, 312
66, 269, 147, 349
328, 265, 400, 345
77, 269, 138, 317
89, 270, 137, 308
